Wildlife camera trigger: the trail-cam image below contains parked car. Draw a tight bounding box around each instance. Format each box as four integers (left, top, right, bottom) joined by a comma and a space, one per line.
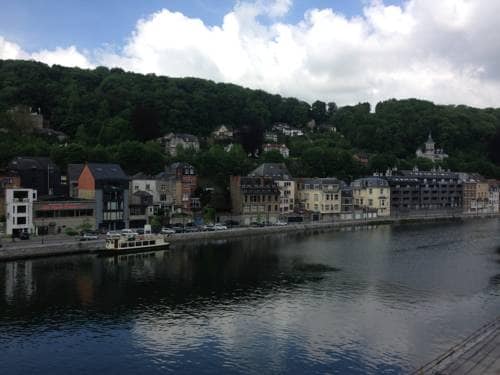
171, 226, 185, 233
274, 221, 288, 226
19, 232, 30, 240
213, 224, 228, 231
224, 220, 239, 227
250, 222, 265, 227
161, 228, 175, 235
80, 232, 99, 241
202, 224, 215, 231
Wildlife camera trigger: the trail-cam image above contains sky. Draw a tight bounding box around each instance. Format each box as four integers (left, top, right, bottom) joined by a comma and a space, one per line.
0, 0, 498, 107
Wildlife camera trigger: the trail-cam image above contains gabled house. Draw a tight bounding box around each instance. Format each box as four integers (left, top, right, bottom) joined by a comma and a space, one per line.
212, 125, 233, 140
77, 163, 129, 231
249, 163, 295, 215
8, 156, 62, 197
230, 175, 281, 225
158, 133, 200, 156
156, 162, 199, 213
67, 164, 84, 198
263, 143, 290, 158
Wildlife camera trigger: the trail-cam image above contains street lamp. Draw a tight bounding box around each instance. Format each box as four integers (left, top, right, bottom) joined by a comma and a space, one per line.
41, 217, 45, 244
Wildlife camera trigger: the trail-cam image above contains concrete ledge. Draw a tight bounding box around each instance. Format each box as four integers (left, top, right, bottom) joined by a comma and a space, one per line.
0, 213, 498, 262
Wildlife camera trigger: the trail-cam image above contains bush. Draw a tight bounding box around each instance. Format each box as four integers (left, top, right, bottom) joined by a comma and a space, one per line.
64, 227, 78, 236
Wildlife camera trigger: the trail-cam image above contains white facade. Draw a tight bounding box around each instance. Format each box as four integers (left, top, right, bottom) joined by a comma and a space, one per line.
416, 134, 448, 162
158, 133, 200, 156
488, 186, 499, 213
272, 124, 304, 137
263, 144, 290, 158
130, 178, 174, 206
5, 189, 37, 235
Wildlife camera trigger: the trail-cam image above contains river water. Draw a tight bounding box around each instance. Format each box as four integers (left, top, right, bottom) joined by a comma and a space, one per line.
1, 219, 499, 374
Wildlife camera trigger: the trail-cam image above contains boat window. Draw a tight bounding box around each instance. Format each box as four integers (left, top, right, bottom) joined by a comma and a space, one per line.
120, 243, 127, 248
150, 241, 155, 245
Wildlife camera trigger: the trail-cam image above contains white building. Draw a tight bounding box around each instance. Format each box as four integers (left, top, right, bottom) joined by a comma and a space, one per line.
212, 125, 233, 140
5, 188, 37, 236
263, 143, 290, 158
157, 133, 200, 156
416, 133, 448, 162
129, 172, 175, 208
488, 184, 499, 213
272, 123, 304, 137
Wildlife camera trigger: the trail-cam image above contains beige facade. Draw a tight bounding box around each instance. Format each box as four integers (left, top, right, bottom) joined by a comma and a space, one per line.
463, 175, 498, 213
351, 177, 390, 217
297, 178, 342, 216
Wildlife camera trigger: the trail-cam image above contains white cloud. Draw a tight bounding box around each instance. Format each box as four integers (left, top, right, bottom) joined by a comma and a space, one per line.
31, 46, 93, 69
0, 37, 92, 69
4, 0, 500, 107
0, 36, 26, 60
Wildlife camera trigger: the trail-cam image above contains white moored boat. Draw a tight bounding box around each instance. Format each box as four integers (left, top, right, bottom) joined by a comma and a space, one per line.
99, 225, 170, 255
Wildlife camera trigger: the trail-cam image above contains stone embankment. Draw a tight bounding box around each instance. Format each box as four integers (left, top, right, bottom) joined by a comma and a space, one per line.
0, 212, 498, 262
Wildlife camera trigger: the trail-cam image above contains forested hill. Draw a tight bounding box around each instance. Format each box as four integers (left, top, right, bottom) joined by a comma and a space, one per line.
0, 59, 499, 178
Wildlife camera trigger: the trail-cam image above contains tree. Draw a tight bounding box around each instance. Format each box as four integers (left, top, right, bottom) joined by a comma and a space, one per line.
261, 150, 285, 163
311, 100, 327, 123
130, 104, 161, 141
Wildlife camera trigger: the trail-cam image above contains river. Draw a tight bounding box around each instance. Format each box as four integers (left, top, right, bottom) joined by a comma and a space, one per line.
1, 219, 499, 374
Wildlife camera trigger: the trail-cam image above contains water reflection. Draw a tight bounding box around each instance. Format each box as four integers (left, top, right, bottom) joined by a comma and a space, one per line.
0, 219, 499, 374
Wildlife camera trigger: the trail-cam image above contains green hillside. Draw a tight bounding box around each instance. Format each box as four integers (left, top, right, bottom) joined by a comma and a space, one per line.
0, 59, 499, 179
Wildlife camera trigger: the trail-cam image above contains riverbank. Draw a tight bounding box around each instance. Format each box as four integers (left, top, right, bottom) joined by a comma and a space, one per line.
1, 212, 498, 262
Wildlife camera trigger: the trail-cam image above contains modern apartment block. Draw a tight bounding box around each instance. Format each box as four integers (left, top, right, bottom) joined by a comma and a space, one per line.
5, 188, 37, 236
385, 167, 463, 213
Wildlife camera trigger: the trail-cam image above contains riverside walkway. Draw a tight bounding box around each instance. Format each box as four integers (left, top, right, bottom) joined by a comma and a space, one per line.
413, 316, 500, 375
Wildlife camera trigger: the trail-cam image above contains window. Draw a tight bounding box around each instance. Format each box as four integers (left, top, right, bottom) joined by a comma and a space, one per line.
17, 217, 27, 225
146, 184, 151, 190
314, 194, 319, 202
369, 188, 373, 194
368, 199, 373, 206
334, 194, 339, 200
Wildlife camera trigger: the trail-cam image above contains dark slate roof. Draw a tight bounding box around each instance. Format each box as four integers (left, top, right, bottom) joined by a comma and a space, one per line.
399, 170, 460, 179
300, 177, 341, 186
351, 177, 389, 188
86, 163, 128, 181
248, 163, 292, 180
165, 162, 196, 176
155, 171, 168, 180
67, 164, 84, 182
9, 156, 59, 172
131, 172, 154, 180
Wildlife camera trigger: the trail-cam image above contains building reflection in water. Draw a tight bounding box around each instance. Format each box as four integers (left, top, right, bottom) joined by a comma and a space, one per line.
4, 260, 35, 303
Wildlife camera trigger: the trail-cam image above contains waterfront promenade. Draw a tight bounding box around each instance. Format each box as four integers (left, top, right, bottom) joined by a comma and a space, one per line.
0, 212, 498, 262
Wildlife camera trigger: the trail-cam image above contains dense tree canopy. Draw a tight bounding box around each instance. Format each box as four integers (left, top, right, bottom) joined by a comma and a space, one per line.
0, 60, 499, 180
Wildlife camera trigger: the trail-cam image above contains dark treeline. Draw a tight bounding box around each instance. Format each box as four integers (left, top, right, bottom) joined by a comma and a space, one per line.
0, 59, 499, 181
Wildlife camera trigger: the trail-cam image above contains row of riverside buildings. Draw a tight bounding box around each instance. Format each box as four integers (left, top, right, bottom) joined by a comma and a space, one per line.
1, 157, 499, 237
1, 157, 198, 237
229, 164, 499, 224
